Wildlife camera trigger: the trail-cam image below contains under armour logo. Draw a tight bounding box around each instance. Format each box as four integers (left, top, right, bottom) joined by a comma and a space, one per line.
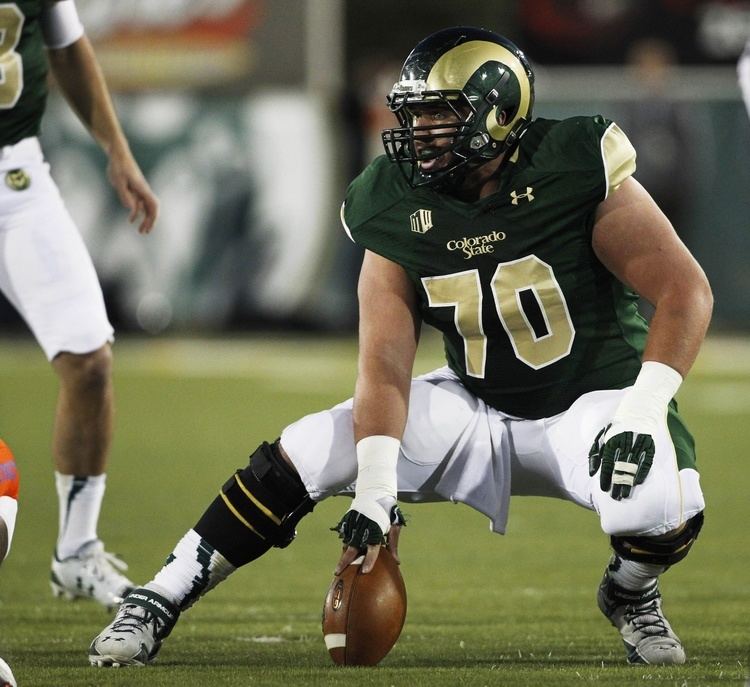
510, 187, 534, 205
410, 208, 433, 234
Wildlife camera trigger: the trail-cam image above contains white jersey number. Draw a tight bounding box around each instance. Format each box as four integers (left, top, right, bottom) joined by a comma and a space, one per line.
0, 4, 24, 109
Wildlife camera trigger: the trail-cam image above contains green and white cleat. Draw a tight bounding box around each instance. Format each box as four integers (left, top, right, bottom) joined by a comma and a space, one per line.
598, 568, 686, 665
89, 587, 180, 667
51, 540, 134, 609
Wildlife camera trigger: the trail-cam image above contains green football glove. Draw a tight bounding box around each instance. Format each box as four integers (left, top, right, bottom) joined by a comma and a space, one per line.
589, 425, 655, 500
589, 362, 683, 501
332, 504, 406, 550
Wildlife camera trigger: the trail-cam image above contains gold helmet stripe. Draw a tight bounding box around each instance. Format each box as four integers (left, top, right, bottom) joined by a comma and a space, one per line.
426, 40, 531, 141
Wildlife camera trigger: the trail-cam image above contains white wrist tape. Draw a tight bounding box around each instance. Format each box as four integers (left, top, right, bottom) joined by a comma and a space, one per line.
350, 435, 400, 535
607, 361, 683, 438
41, 1, 84, 49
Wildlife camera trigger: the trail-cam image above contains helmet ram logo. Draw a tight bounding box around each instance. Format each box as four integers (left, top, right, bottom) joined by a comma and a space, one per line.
382, 27, 535, 189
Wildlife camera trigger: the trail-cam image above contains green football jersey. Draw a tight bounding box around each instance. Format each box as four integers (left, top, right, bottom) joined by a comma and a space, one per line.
0, 1, 49, 146
343, 115, 650, 420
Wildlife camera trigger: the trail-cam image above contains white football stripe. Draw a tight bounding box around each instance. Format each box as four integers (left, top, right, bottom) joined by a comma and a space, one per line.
324, 633, 347, 649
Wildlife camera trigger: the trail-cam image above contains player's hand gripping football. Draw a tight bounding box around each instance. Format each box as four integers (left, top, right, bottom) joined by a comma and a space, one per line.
333, 503, 405, 575
333, 435, 404, 574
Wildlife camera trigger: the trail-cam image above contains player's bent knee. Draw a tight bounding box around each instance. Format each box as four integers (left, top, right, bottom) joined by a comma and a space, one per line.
230, 440, 315, 549
53, 345, 112, 391
611, 511, 704, 566
194, 440, 315, 567
599, 467, 705, 538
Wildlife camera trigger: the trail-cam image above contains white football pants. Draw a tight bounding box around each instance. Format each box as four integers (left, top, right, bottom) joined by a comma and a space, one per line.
282, 366, 704, 538
0, 137, 113, 360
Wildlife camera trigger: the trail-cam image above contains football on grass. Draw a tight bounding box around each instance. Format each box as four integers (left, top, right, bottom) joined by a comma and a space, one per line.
322, 546, 407, 666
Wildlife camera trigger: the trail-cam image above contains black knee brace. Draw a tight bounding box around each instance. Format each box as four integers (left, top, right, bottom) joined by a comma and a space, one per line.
611, 511, 704, 566
194, 440, 315, 567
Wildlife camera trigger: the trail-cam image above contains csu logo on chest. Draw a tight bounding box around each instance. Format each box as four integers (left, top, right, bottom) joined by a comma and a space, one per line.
510, 187, 534, 205
410, 209, 433, 234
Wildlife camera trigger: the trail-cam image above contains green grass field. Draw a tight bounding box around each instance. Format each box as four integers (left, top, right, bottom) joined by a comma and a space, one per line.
0, 333, 747, 686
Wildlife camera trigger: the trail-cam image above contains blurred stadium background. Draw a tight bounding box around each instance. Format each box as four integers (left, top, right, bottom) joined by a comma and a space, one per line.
0, 0, 748, 335
1, 2, 749, 684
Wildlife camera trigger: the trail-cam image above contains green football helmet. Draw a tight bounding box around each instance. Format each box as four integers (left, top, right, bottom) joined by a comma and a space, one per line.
382, 27, 535, 188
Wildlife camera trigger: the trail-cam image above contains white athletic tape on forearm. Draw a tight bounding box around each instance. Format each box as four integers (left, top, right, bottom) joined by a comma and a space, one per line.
350, 435, 400, 534
607, 361, 683, 438
354, 435, 399, 500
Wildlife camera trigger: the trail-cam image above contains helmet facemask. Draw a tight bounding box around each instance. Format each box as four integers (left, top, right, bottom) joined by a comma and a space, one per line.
381, 29, 535, 190
384, 93, 471, 188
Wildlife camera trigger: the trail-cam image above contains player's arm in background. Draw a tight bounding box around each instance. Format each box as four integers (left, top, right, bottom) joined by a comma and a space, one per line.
335, 250, 420, 574
592, 176, 712, 377
41, 1, 159, 233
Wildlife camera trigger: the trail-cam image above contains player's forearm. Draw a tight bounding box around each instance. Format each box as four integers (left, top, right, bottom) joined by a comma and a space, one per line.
353, 250, 419, 444
47, 35, 130, 158
350, 361, 409, 535
642, 278, 713, 378
353, 358, 411, 443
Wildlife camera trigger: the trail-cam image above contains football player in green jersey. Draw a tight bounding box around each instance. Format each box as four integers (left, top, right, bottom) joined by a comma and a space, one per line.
0, 1, 158, 608
90, 28, 711, 668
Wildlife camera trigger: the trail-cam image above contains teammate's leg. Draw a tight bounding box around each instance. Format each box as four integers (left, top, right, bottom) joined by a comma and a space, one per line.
51, 346, 112, 565
49, 344, 134, 607
51, 346, 113, 479
0, 147, 131, 607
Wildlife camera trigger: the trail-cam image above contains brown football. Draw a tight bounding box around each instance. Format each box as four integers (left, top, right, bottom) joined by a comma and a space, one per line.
322, 546, 407, 666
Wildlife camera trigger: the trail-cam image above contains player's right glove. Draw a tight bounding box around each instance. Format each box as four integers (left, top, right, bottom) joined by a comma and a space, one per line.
588, 361, 682, 501
332, 503, 406, 550
331, 435, 402, 572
